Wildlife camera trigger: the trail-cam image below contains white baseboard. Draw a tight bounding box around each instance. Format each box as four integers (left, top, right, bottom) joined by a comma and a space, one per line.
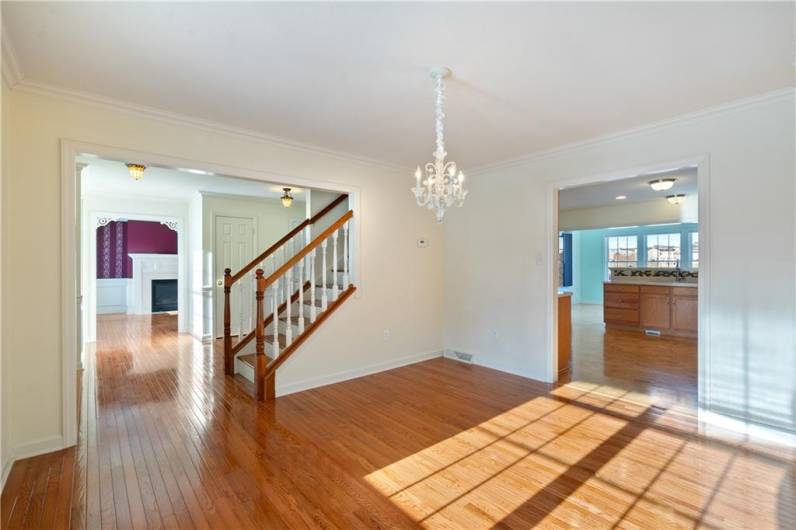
698, 409, 796, 448
277, 350, 443, 397
1, 435, 65, 492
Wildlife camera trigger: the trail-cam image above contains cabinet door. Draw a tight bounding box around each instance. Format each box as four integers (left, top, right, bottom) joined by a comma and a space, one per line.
672, 296, 698, 332
640, 294, 671, 329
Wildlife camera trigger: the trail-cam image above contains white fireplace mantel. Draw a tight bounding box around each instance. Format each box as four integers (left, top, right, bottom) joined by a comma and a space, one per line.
128, 253, 178, 314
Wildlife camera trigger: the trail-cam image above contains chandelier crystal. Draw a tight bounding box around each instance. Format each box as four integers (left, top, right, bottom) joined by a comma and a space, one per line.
411, 67, 467, 222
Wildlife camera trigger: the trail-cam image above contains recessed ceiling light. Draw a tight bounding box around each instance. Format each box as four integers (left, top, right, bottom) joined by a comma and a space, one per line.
615, 195, 627, 200
649, 178, 676, 191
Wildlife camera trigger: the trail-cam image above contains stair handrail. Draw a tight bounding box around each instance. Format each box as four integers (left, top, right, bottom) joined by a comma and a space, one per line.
258, 209, 353, 292
227, 193, 348, 285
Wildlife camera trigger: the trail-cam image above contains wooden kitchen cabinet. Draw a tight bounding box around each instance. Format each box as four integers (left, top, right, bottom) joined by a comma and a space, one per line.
640, 286, 671, 330
604, 282, 697, 338
671, 288, 698, 333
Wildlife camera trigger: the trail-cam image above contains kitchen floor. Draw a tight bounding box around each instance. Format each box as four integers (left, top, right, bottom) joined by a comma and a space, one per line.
562, 303, 698, 411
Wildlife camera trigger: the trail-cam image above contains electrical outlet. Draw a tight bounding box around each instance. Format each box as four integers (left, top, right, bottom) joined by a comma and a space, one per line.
383, 329, 391, 341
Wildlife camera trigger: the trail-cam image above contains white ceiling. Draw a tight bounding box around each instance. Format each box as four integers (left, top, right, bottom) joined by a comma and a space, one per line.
5, 3, 794, 168
81, 156, 306, 202
558, 167, 697, 210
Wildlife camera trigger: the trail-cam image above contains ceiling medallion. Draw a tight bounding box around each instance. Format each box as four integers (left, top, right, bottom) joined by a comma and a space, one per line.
411, 67, 467, 223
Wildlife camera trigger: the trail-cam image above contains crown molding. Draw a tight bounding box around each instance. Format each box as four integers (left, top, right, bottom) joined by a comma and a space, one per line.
468, 86, 796, 176
11, 78, 408, 172
1, 23, 22, 88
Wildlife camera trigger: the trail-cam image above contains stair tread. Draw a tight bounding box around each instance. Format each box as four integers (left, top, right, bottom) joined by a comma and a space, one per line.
265, 333, 287, 345
237, 353, 274, 367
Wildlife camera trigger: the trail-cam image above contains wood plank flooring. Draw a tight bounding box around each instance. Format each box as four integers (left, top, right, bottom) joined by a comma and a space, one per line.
2, 313, 794, 529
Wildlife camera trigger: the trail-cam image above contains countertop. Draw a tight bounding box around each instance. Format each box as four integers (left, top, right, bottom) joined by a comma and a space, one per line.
557, 291, 573, 297
604, 280, 697, 288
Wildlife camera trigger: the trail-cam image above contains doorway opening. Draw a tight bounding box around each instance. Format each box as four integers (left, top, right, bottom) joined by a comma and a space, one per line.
551, 162, 707, 413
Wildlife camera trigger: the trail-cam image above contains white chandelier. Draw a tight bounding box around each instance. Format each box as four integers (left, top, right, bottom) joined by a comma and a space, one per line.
411, 67, 467, 222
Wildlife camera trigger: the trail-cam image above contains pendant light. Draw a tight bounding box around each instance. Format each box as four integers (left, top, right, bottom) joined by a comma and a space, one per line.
281, 188, 294, 208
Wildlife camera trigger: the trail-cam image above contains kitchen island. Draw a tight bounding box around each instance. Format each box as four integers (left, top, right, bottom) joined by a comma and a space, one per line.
603, 281, 697, 338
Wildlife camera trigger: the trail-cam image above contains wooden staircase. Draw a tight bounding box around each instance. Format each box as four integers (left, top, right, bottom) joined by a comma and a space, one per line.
223, 194, 355, 400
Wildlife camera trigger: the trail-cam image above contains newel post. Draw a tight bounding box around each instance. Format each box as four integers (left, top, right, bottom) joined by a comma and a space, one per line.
255, 269, 267, 401
223, 268, 233, 375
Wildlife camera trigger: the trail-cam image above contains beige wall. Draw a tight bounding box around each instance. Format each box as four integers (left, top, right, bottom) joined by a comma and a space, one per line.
444, 92, 796, 433
1, 87, 443, 463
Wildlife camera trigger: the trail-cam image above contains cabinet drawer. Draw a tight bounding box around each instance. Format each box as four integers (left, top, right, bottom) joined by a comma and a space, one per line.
604, 307, 639, 324
604, 283, 639, 294
604, 292, 639, 309
640, 285, 671, 295
671, 287, 697, 297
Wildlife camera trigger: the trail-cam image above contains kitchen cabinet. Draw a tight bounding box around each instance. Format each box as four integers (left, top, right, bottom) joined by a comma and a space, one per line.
671, 287, 698, 333
604, 282, 697, 338
640, 286, 671, 330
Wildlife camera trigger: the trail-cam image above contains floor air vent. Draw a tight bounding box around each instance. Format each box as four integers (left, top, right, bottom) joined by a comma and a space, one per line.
445, 350, 474, 363
644, 329, 662, 337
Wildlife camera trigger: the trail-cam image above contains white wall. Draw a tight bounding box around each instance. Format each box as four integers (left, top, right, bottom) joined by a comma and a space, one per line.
95, 278, 130, 314
1, 86, 443, 460
444, 92, 796, 433
560, 196, 697, 231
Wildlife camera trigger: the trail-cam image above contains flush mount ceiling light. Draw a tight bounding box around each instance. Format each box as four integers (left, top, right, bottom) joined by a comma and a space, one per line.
615, 195, 627, 200
648, 178, 676, 191
666, 194, 686, 205
126, 163, 146, 181
411, 66, 468, 223
281, 187, 294, 208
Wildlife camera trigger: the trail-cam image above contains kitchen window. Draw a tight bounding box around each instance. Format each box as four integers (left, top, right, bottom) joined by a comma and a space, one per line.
647, 233, 681, 268
606, 235, 638, 268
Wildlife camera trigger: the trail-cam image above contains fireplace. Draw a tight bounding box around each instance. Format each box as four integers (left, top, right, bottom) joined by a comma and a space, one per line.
151, 279, 178, 312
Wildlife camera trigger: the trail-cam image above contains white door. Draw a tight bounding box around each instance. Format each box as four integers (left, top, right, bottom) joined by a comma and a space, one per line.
214, 216, 255, 338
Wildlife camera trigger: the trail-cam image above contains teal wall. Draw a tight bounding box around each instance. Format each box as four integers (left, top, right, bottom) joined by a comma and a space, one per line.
569, 223, 698, 305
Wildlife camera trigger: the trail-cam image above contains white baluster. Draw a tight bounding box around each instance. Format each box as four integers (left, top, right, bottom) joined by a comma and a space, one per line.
297, 256, 305, 333
237, 281, 244, 337
343, 220, 350, 288
309, 249, 317, 322
285, 268, 293, 344
271, 283, 279, 357
321, 239, 328, 310
332, 229, 339, 301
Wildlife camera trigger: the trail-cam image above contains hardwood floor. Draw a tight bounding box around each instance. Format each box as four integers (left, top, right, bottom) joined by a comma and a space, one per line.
564, 303, 698, 410
2, 313, 794, 529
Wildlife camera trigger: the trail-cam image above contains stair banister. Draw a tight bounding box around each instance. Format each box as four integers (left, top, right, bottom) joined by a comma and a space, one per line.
254, 269, 266, 401
223, 268, 233, 375
228, 193, 348, 284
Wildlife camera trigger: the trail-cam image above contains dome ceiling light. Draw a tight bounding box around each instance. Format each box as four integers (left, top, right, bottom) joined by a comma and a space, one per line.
648, 178, 676, 191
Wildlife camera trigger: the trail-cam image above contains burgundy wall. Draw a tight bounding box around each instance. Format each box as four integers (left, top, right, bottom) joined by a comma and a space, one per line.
97, 220, 177, 279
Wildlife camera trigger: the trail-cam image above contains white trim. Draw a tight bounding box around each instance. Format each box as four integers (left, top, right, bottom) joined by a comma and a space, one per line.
1, 24, 22, 88
469, 87, 795, 176
17, 79, 404, 171
1, 435, 66, 490
276, 350, 443, 397
61, 139, 362, 452
698, 410, 796, 448
545, 154, 711, 415
60, 148, 79, 448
